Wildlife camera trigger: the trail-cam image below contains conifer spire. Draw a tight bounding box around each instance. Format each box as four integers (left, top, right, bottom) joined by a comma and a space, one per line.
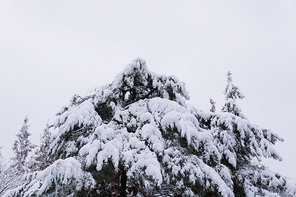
28, 123, 52, 172
12, 116, 36, 173
222, 71, 246, 118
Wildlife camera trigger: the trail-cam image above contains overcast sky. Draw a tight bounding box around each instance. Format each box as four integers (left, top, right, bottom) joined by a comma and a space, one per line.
1, 0, 296, 178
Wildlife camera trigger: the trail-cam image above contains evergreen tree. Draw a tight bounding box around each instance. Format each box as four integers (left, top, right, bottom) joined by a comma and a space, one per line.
28, 123, 52, 171
4, 59, 296, 197
222, 71, 246, 119
0, 148, 22, 195
12, 116, 36, 173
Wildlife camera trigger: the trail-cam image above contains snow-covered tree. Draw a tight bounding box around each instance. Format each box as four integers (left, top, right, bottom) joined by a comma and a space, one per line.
12, 116, 36, 173
0, 148, 22, 195
4, 58, 296, 196
28, 123, 52, 172
222, 71, 246, 119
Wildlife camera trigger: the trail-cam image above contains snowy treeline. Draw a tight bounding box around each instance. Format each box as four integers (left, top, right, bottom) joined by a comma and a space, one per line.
0, 117, 52, 195
3, 58, 296, 196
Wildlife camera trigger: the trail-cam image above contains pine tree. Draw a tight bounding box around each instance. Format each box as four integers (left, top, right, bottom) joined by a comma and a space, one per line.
208, 71, 291, 196
28, 123, 52, 171
4, 59, 296, 197
12, 116, 36, 173
222, 71, 246, 119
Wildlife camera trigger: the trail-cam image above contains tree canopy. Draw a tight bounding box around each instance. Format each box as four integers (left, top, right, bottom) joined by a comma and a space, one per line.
4, 58, 296, 197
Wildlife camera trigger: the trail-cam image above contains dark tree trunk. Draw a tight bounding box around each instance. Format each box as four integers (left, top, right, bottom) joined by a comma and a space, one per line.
120, 165, 127, 197
111, 163, 127, 197
111, 170, 120, 197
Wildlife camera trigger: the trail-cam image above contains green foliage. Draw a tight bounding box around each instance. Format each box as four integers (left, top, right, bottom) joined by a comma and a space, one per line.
166, 85, 176, 101
95, 102, 114, 123
232, 174, 246, 197
197, 115, 213, 130
162, 125, 179, 142
87, 162, 115, 185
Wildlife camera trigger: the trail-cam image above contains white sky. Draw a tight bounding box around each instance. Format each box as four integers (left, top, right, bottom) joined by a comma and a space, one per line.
0, 1, 296, 178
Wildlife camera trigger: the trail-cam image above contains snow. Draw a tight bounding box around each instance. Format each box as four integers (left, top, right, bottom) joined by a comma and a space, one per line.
3, 157, 95, 197
4, 58, 296, 196
37, 157, 94, 193
140, 124, 164, 153
53, 100, 102, 134
79, 111, 164, 185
